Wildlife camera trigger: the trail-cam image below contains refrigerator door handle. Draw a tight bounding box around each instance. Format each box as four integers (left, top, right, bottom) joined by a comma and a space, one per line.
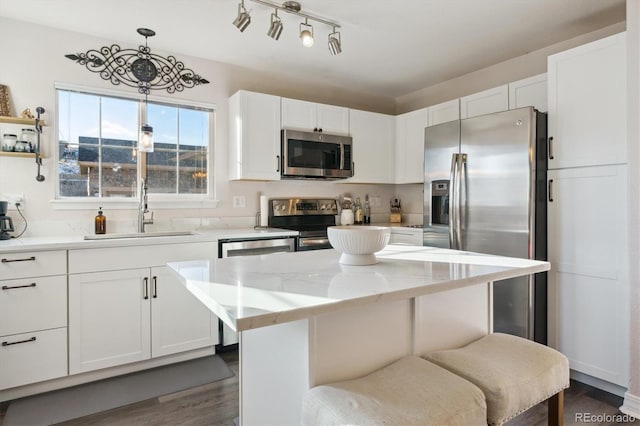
456, 153, 466, 250
449, 153, 458, 248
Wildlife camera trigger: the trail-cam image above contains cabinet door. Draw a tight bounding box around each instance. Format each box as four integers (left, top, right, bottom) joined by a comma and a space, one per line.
509, 73, 547, 112
428, 99, 460, 126
460, 85, 509, 119
349, 109, 395, 183
150, 266, 217, 357
228, 91, 281, 180
281, 98, 317, 131
69, 269, 151, 374
547, 165, 629, 387
547, 33, 626, 169
316, 103, 349, 134
395, 108, 428, 183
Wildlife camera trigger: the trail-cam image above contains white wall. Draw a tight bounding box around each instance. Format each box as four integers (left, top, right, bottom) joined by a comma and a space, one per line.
0, 18, 396, 236
395, 22, 626, 113
623, 0, 640, 417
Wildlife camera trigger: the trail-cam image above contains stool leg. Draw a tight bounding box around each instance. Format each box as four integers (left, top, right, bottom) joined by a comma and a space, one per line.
547, 390, 564, 426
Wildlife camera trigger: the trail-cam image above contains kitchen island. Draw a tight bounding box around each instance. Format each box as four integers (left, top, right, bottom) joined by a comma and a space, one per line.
168, 244, 550, 425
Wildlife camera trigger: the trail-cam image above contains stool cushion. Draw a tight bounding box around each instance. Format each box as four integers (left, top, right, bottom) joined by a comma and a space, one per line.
302, 355, 487, 426
425, 333, 570, 426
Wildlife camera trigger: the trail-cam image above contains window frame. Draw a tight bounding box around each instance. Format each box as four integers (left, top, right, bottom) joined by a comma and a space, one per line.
52, 82, 218, 210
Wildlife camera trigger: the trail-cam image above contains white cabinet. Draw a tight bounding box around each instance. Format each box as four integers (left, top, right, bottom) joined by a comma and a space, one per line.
460, 85, 509, 119
428, 99, 460, 126
509, 73, 547, 112
547, 33, 626, 169
547, 165, 629, 387
68, 243, 218, 374
395, 108, 428, 183
228, 90, 281, 180
281, 98, 349, 134
349, 109, 395, 183
0, 250, 68, 390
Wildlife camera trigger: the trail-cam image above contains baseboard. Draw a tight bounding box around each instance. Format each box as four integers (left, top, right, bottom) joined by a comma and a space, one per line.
620, 391, 640, 419
570, 370, 627, 397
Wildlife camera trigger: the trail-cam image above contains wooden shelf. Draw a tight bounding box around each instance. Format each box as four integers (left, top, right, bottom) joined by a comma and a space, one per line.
0, 116, 45, 126
0, 151, 45, 158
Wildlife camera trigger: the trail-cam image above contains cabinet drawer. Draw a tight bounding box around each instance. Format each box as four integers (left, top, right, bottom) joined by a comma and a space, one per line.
0, 275, 67, 336
0, 328, 67, 390
0, 250, 67, 280
69, 242, 216, 273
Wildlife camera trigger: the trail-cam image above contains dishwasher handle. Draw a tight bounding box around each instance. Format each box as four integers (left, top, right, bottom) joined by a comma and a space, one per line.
219, 237, 296, 258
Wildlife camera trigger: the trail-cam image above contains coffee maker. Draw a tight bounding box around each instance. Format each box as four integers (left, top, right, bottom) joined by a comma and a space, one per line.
0, 201, 14, 240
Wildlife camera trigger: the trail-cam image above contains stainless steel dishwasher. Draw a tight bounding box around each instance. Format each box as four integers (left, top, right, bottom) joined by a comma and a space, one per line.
216, 235, 297, 351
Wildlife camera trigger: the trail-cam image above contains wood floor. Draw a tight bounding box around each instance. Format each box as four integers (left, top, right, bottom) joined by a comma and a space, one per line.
1, 350, 637, 425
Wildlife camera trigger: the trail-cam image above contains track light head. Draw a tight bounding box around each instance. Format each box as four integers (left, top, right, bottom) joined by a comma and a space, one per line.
267, 12, 283, 40
328, 29, 342, 55
233, 2, 251, 32
300, 20, 314, 47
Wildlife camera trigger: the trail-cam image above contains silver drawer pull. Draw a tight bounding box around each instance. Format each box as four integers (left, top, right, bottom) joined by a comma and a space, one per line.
1, 256, 36, 263
2, 283, 37, 290
2, 336, 37, 347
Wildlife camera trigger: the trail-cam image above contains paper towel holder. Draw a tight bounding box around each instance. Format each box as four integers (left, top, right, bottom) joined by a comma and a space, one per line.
254, 211, 268, 230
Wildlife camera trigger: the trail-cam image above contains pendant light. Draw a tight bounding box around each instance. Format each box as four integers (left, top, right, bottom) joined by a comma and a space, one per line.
139, 93, 154, 152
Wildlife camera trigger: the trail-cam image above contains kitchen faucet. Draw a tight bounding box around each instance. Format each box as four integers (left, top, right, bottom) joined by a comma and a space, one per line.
138, 178, 154, 233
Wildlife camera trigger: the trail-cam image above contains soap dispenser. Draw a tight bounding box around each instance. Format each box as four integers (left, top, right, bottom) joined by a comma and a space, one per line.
95, 207, 106, 234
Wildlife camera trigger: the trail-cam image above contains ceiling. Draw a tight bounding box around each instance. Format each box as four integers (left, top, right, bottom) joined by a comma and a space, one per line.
0, 0, 626, 99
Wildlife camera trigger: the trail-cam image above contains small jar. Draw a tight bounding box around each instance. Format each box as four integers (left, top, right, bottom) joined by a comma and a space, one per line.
2, 133, 16, 152
20, 128, 35, 146
14, 140, 30, 152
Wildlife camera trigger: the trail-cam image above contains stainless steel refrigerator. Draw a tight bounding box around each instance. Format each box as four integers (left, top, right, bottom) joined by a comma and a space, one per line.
423, 107, 547, 343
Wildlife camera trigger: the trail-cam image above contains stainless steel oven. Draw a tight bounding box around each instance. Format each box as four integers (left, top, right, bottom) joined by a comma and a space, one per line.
281, 129, 353, 179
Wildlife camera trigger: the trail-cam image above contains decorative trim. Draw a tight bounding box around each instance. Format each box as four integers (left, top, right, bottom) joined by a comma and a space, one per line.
621, 391, 640, 419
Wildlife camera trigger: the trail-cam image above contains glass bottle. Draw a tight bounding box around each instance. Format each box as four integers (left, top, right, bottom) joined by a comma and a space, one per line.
354, 197, 364, 224
95, 206, 106, 234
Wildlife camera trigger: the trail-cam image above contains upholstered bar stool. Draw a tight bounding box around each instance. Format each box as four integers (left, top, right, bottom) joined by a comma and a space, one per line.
425, 333, 570, 426
302, 355, 487, 426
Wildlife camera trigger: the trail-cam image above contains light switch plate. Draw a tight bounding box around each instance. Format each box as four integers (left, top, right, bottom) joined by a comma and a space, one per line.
233, 195, 246, 208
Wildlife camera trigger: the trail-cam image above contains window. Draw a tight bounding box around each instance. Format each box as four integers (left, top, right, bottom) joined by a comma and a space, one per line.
57, 88, 212, 199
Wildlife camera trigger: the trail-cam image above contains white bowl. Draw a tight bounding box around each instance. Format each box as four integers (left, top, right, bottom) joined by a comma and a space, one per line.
327, 226, 391, 265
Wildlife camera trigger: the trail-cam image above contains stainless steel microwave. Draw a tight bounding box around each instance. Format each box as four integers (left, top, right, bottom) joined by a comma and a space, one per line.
281, 129, 353, 179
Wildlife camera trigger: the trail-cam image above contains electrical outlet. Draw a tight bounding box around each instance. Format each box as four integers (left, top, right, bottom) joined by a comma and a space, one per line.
372, 196, 382, 208
232, 195, 246, 208
1, 193, 24, 210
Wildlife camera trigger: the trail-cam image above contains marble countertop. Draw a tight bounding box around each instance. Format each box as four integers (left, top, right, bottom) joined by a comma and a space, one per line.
0, 227, 298, 253
168, 245, 550, 332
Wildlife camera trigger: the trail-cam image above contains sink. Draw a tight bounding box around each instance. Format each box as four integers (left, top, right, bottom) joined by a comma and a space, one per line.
84, 231, 197, 240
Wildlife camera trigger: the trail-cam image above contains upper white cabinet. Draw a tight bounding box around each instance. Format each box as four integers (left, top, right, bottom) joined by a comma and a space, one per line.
547, 33, 626, 169
460, 85, 509, 119
428, 99, 460, 126
349, 109, 395, 183
228, 90, 281, 181
281, 98, 350, 135
395, 107, 428, 183
509, 73, 547, 112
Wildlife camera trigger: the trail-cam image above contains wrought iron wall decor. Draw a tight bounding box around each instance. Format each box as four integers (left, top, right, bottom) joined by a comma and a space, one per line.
65, 28, 209, 95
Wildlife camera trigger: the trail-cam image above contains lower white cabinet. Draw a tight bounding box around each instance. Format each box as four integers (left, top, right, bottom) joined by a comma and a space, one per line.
0, 328, 67, 390
68, 243, 218, 375
548, 165, 629, 387
389, 229, 423, 246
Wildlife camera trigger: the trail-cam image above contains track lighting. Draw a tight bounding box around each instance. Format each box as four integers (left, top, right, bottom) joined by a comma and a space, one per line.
233, 0, 252, 32
234, 0, 341, 55
299, 19, 314, 47
328, 27, 342, 55
267, 11, 283, 40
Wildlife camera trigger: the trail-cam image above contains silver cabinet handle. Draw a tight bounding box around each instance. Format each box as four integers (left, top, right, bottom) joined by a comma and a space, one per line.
276, 155, 280, 173
548, 137, 554, 160
2, 256, 36, 263
548, 179, 554, 202
143, 277, 149, 300
2, 336, 36, 347
152, 276, 158, 298
2, 282, 36, 290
